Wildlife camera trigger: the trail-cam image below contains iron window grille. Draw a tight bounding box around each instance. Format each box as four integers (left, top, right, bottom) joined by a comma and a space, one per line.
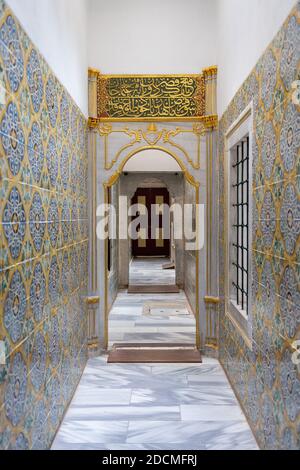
231, 137, 249, 314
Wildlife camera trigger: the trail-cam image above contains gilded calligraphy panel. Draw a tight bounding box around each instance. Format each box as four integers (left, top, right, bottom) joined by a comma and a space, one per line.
97, 75, 205, 120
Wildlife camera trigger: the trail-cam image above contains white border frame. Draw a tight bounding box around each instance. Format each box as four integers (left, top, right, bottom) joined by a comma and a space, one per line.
225, 103, 253, 348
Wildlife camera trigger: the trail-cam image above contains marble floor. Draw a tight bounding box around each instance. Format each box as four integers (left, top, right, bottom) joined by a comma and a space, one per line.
52, 355, 258, 450
108, 290, 196, 349
110, 257, 195, 348
129, 257, 176, 285
52, 259, 258, 450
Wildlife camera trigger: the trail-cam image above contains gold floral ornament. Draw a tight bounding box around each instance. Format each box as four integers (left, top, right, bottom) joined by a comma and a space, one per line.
97, 75, 110, 117
142, 123, 163, 145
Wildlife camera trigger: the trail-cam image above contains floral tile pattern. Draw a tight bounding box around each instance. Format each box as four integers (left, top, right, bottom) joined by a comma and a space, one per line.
0, 0, 88, 450
218, 4, 300, 450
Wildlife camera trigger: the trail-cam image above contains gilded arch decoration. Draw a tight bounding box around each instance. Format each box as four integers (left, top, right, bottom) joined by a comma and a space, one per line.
104, 144, 200, 188
102, 145, 201, 350
93, 121, 217, 171
87, 66, 219, 354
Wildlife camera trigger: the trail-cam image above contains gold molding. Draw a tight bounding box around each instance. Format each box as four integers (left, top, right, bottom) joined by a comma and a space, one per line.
203, 67, 218, 115
88, 117, 99, 129
203, 66, 218, 78
88, 69, 100, 119
96, 116, 207, 123
98, 73, 202, 78
204, 296, 220, 305
86, 296, 100, 305
88, 67, 101, 76
88, 340, 100, 350
202, 115, 218, 129
89, 114, 219, 126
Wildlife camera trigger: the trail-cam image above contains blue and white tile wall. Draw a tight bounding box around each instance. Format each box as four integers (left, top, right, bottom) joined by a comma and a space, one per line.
0, 0, 89, 449
218, 3, 300, 449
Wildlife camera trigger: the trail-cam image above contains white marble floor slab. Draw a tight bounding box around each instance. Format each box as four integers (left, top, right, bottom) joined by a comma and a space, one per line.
52, 259, 258, 450
109, 260, 195, 347
53, 421, 129, 444
126, 420, 255, 446
130, 386, 238, 406
52, 354, 258, 450
129, 257, 176, 286
65, 405, 181, 421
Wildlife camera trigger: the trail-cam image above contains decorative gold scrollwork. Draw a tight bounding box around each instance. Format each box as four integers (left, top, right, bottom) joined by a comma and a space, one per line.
102, 127, 142, 170
163, 123, 207, 169
142, 123, 163, 146
98, 124, 113, 136
97, 121, 213, 170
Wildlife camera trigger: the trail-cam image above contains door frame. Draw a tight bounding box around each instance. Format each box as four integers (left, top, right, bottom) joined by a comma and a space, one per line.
103, 146, 201, 350
131, 187, 171, 258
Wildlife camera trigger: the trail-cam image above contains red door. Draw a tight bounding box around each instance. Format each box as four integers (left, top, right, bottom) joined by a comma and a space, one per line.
132, 188, 170, 257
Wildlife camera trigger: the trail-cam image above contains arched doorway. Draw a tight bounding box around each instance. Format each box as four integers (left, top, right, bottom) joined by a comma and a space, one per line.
87, 67, 219, 358
103, 147, 200, 350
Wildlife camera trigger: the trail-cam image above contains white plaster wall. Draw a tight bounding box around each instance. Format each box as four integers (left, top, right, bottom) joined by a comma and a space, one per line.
88, 0, 217, 74
7, 0, 89, 115
123, 150, 182, 172
7, 0, 296, 118
217, 0, 296, 116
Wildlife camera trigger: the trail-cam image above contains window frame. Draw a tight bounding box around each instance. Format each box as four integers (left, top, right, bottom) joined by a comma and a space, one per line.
225, 104, 253, 348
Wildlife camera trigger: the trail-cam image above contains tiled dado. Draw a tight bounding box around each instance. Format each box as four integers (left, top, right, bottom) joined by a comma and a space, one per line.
220, 331, 300, 450
0, 0, 89, 450
219, 4, 300, 449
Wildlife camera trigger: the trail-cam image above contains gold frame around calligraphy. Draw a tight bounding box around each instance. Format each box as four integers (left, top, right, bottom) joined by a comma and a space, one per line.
97, 73, 206, 121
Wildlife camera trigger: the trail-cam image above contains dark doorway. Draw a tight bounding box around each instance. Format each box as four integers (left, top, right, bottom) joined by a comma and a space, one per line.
131, 188, 170, 257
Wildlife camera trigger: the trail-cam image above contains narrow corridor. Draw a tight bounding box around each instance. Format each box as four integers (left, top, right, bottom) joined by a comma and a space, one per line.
1, 0, 299, 452
51, 356, 258, 450
52, 259, 258, 450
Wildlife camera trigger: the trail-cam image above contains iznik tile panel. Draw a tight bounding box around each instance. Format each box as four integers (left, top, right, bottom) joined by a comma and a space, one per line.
0, 0, 89, 450
218, 3, 300, 450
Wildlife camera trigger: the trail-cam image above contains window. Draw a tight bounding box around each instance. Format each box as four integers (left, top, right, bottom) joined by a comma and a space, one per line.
225, 106, 253, 346
231, 137, 249, 315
